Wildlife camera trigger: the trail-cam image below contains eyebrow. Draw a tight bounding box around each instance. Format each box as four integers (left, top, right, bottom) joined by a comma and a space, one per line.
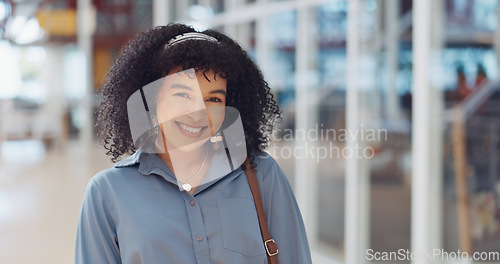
209, 89, 227, 96
170, 83, 226, 96
170, 83, 192, 90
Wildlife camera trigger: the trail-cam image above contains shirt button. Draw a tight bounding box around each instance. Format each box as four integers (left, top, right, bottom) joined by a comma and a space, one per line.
196, 235, 203, 242
189, 200, 196, 206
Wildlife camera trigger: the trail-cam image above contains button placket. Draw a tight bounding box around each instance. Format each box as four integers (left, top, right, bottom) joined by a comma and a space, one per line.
182, 192, 210, 263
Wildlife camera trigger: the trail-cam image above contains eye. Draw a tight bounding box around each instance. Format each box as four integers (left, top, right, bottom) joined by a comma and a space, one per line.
206, 97, 223, 103
174, 92, 190, 99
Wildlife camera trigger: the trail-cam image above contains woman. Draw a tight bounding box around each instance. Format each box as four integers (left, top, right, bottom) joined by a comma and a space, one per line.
75, 23, 311, 264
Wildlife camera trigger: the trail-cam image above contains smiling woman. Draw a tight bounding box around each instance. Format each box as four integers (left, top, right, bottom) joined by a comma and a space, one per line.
75, 23, 312, 264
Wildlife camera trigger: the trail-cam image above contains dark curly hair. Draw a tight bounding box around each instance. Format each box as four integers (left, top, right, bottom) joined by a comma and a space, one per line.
96, 23, 281, 162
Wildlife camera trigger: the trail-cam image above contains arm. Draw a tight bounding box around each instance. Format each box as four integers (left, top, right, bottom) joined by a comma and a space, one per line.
75, 178, 121, 264
260, 159, 313, 264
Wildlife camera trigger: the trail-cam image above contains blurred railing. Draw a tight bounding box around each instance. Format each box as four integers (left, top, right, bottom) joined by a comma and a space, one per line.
445, 79, 500, 254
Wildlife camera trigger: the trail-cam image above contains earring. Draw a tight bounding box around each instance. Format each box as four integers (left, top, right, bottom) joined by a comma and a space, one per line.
210, 133, 223, 150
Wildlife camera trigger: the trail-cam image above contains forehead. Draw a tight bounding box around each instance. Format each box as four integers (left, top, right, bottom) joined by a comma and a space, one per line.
165, 67, 227, 90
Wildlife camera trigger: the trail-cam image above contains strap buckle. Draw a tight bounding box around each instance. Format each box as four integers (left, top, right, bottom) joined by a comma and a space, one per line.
264, 239, 278, 257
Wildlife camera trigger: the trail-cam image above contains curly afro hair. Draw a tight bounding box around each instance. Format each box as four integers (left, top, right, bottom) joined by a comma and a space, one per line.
96, 23, 281, 162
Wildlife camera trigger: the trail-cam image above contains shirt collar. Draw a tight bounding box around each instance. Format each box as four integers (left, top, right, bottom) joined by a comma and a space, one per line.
115, 150, 177, 183
114, 149, 244, 195
114, 150, 142, 168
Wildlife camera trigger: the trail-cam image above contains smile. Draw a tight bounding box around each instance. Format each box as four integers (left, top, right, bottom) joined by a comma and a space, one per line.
175, 121, 208, 137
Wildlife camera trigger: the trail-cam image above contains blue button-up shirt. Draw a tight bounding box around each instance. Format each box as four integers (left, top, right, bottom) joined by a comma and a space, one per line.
75, 151, 312, 264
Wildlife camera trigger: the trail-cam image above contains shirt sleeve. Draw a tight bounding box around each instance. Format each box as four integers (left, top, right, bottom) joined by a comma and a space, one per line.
260, 159, 313, 264
75, 178, 121, 264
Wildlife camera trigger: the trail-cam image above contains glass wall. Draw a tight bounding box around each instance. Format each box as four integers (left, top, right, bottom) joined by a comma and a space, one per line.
266, 9, 297, 185
354, 0, 413, 257
314, 1, 347, 253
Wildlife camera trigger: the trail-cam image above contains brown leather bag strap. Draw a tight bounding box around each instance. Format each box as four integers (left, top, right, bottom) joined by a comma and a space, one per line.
244, 157, 279, 264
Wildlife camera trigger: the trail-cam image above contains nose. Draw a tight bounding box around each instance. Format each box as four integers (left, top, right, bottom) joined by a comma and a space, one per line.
182, 92, 207, 119
185, 108, 208, 123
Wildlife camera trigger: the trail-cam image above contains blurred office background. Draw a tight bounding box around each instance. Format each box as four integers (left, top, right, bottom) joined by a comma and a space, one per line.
1, 0, 500, 263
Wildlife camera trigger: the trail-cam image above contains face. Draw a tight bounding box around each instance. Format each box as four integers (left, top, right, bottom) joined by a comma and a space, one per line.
156, 67, 227, 152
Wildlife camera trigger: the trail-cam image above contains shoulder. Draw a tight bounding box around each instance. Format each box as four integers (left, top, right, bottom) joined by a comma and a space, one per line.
89, 163, 141, 196
91, 151, 142, 186
249, 151, 284, 182
91, 167, 128, 187
82, 165, 145, 212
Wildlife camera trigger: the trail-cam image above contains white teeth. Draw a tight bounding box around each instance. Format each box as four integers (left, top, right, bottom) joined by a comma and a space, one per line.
179, 123, 202, 133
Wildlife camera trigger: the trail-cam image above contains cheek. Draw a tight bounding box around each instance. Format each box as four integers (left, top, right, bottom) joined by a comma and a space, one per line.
207, 106, 225, 130
157, 102, 176, 123
214, 113, 225, 128
156, 97, 186, 122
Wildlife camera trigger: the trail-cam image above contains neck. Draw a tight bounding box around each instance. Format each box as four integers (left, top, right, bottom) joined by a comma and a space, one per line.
159, 145, 211, 194
158, 145, 208, 173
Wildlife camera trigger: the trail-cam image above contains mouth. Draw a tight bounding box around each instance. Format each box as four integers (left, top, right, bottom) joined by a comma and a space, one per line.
174, 121, 208, 138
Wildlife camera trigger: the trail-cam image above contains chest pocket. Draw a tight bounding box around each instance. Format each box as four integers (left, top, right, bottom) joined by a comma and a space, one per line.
217, 198, 266, 258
